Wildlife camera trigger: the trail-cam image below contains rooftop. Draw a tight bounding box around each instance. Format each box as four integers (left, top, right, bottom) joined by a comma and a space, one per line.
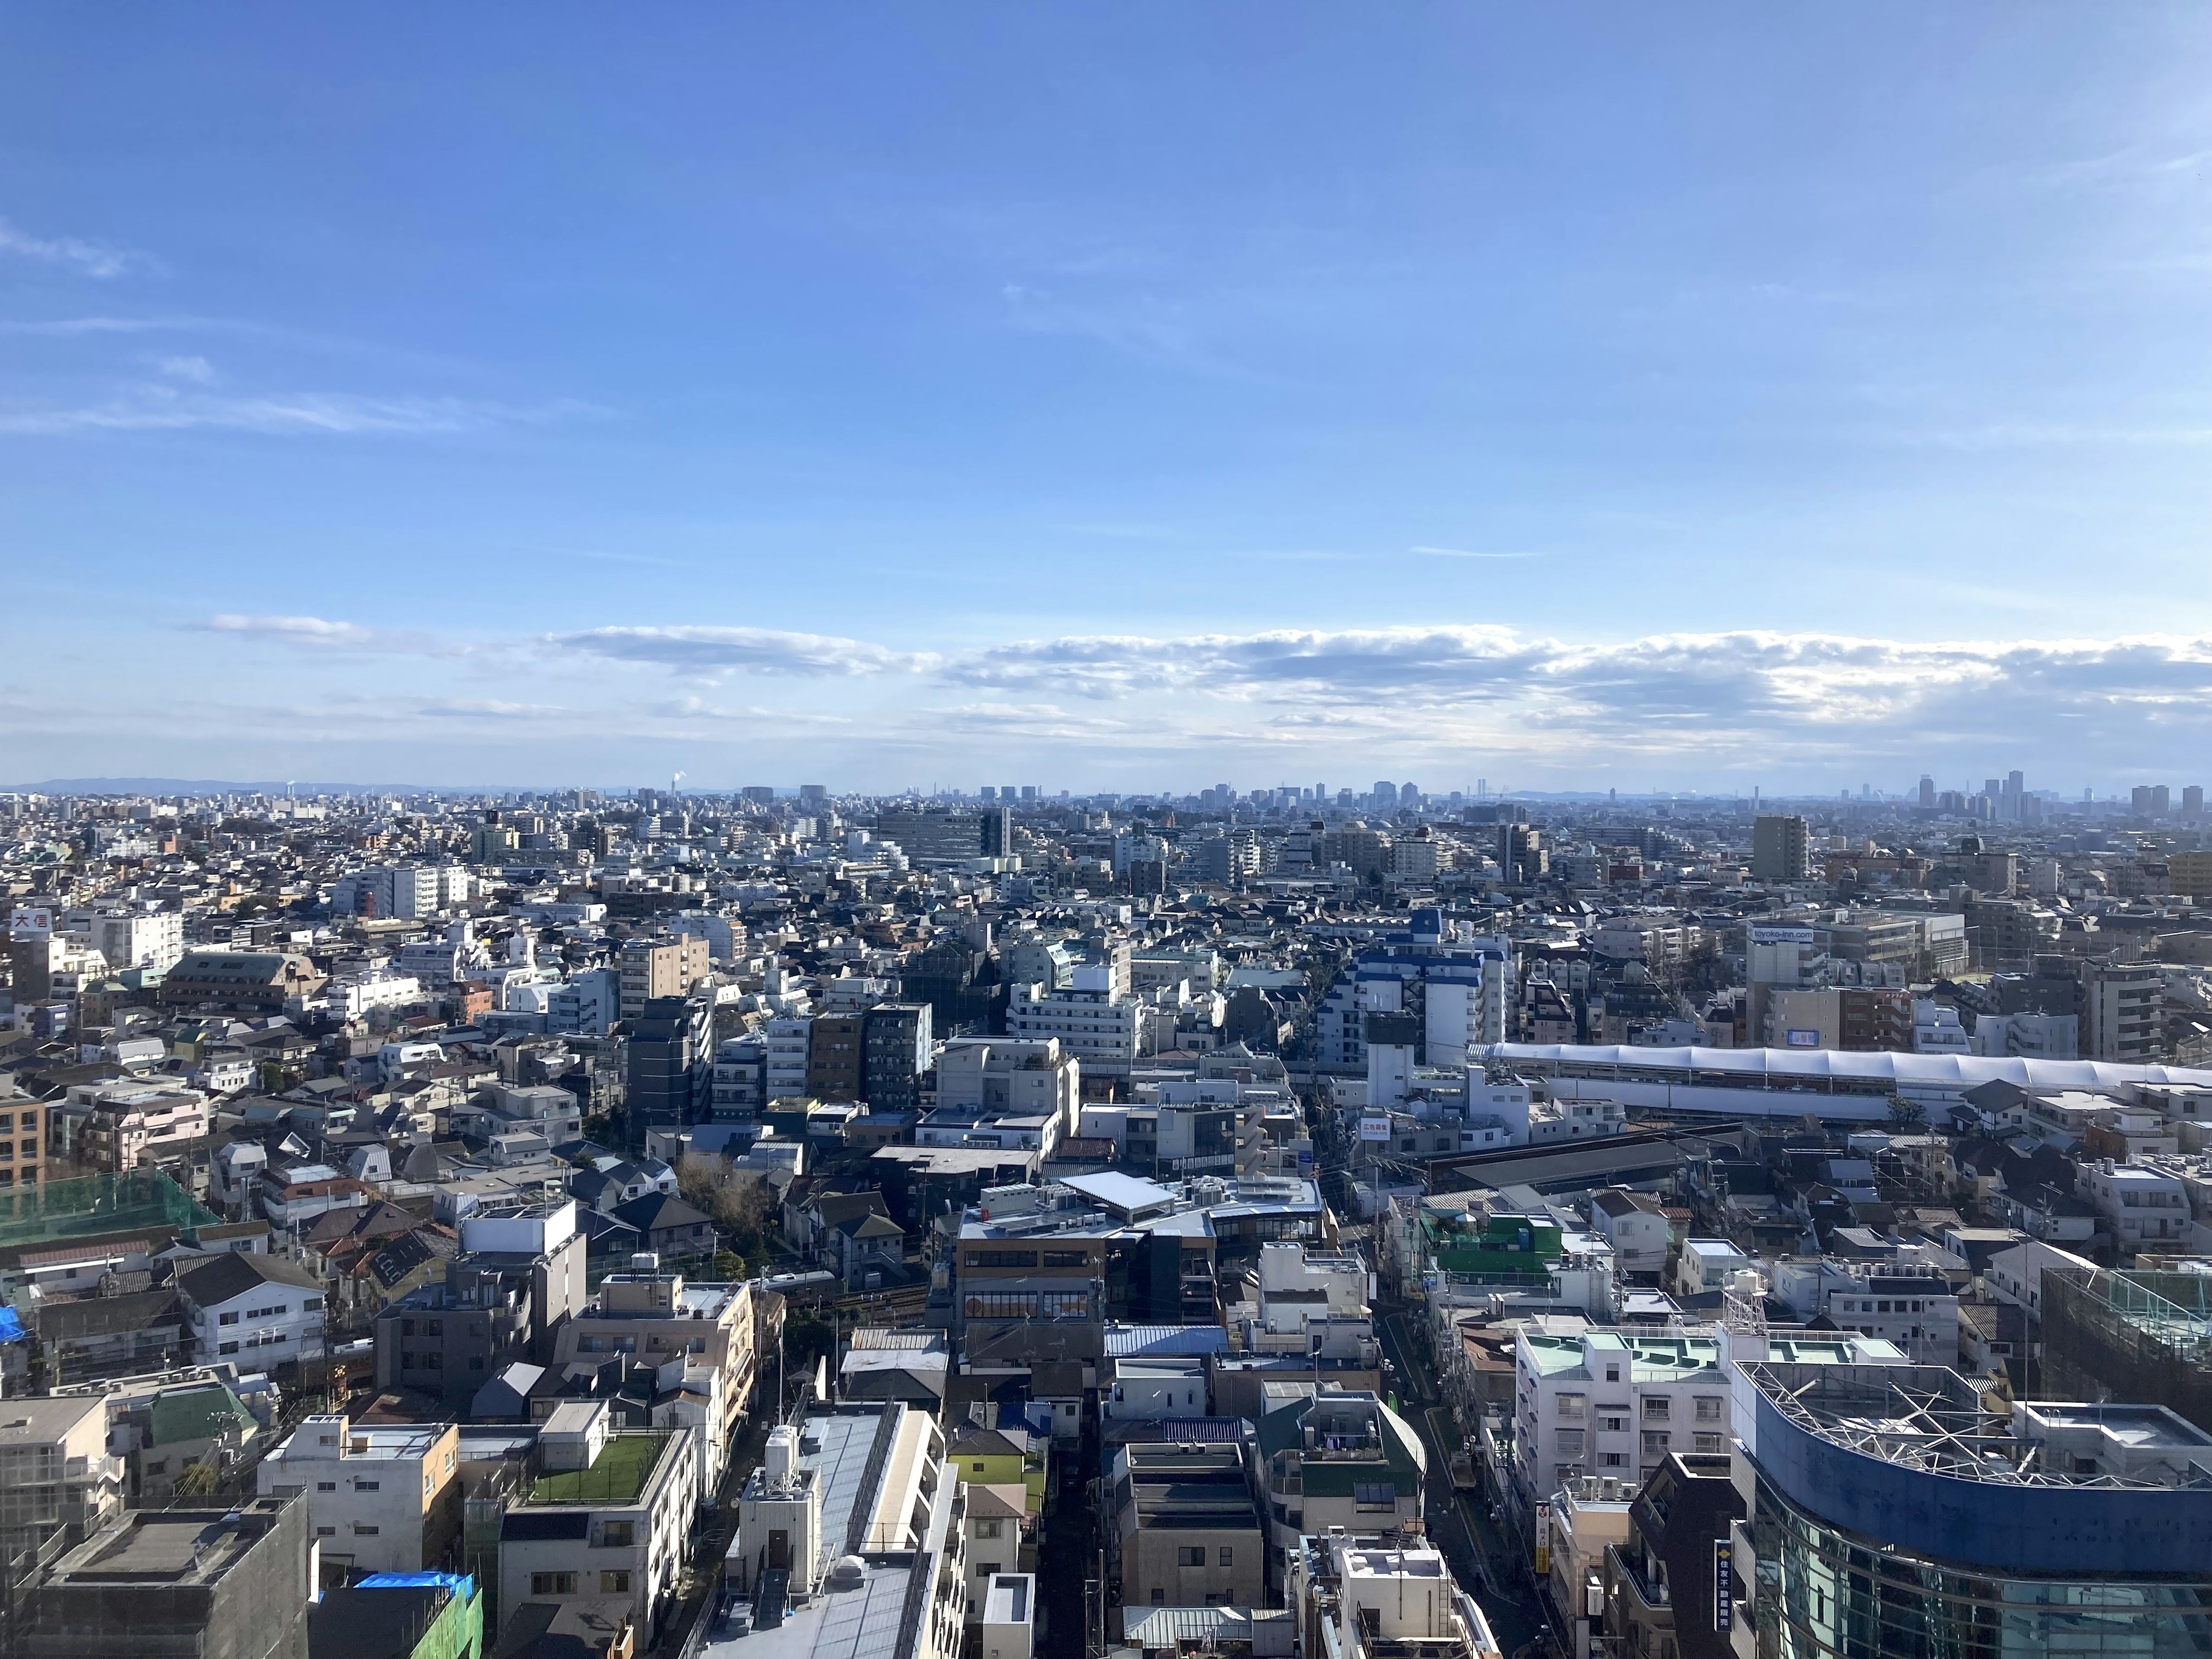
46, 1503, 289, 1588
528, 1431, 670, 1505
1742, 1362, 2212, 1489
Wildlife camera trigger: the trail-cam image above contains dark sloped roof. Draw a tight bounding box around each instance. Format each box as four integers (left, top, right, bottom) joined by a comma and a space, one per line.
609, 1192, 712, 1234
177, 1249, 321, 1307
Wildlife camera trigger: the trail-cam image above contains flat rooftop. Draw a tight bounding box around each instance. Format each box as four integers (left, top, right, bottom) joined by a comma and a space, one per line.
48, 1507, 281, 1587
711, 1406, 956, 1659
529, 1431, 671, 1505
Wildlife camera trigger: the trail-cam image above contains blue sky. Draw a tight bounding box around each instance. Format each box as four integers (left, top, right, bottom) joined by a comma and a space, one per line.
5, 6, 2212, 793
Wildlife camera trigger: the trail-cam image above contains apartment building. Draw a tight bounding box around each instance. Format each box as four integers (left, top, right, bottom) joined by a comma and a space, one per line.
1005, 972, 1140, 1078
0, 1394, 124, 1557
1252, 1384, 1425, 1550
2077, 1159, 2193, 1251
74, 1083, 210, 1172
805, 1013, 865, 1102
256, 1415, 461, 1575
1288, 1531, 1500, 1659
936, 1037, 1079, 1132
1111, 1438, 1266, 1624
499, 1403, 700, 1650
373, 1200, 589, 1408
0, 1093, 46, 1186
552, 1266, 759, 1455
716, 1404, 967, 1659
616, 934, 711, 1022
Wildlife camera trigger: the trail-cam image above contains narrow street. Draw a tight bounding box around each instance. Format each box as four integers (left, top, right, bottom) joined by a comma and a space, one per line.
1376, 1298, 1548, 1656
1035, 1416, 1098, 1654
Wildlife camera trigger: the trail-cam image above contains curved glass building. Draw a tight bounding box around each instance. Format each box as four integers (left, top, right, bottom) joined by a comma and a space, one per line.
1731, 1361, 2212, 1658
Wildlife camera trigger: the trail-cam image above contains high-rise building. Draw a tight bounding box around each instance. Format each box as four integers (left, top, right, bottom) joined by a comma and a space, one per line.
1751, 815, 1810, 882
625, 994, 712, 1154
1917, 775, 1936, 809
2185, 785, 2205, 818
2133, 784, 2172, 817
979, 806, 1013, 857
861, 1002, 933, 1111
806, 1013, 865, 1101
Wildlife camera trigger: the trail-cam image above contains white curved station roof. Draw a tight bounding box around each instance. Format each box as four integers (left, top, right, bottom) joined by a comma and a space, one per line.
1482, 1042, 2212, 1094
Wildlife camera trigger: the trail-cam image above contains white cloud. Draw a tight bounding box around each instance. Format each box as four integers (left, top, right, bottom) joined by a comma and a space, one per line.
0, 217, 142, 279
203, 613, 374, 643
141, 620, 2212, 783
550, 626, 938, 677
152, 354, 217, 384
417, 699, 567, 720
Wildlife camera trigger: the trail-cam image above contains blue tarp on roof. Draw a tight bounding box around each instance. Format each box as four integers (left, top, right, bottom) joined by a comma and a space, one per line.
0, 1306, 24, 1344
355, 1572, 475, 1599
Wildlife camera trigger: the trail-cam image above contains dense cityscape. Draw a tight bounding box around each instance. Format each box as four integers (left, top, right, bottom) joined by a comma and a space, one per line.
12, 7, 2212, 1659
2, 775, 2210, 1659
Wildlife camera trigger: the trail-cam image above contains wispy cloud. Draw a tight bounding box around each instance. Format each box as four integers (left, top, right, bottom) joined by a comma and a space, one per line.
549, 626, 939, 677
0, 217, 145, 279
417, 698, 567, 720
203, 613, 375, 644
1410, 546, 1546, 560
195, 613, 476, 659
0, 315, 199, 336
0, 384, 601, 437
151, 354, 217, 384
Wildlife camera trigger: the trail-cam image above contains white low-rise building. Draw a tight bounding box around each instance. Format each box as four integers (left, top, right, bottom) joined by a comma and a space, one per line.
177, 1251, 327, 1369
256, 1415, 461, 1575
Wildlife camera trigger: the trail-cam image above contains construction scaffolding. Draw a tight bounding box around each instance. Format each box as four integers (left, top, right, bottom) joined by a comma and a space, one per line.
0, 1171, 217, 1251
2041, 1265, 2212, 1434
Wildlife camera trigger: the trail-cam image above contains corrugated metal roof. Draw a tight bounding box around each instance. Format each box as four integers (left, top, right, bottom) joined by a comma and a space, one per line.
1123, 1607, 1253, 1645
1104, 1323, 1231, 1358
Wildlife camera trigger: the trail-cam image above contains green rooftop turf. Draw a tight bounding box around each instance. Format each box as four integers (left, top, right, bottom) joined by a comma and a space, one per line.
529, 1432, 668, 1505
